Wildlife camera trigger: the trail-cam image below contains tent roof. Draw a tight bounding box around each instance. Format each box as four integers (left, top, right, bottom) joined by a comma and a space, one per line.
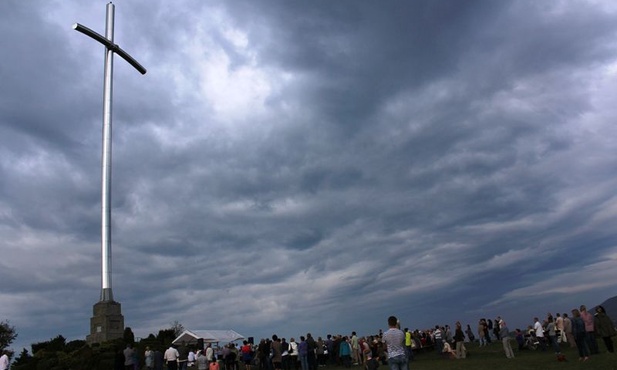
172, 329, 245, 345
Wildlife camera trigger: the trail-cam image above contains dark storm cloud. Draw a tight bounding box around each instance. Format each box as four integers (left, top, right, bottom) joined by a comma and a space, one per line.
1, 0, 617, 353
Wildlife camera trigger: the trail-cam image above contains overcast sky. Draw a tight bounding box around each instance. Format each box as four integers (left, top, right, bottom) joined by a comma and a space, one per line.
2, 0, 617, 352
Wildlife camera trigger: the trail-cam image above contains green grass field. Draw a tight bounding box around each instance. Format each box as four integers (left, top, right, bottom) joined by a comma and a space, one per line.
370, 341, 616, 370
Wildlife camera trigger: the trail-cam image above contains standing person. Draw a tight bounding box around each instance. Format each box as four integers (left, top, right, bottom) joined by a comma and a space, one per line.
178, 343, 190, 370
382, 316, 407, 370
403, 329, 413, 362
465, 324, 475, 344
533, 317, 547, 351
433, 326, 444, 355
360, 337, 371, 365
453, 322, 466, 359
288, 338, 299, 370
444, 325, 453, 344
563, 313, 576, 348
0, 350, 9, 370
334, 336, 344, 366
197, 350, 209, 370
493, 318, 501, 341
282, 338, 290, 370
298, 336, 309, 370
325, 335, 334, 365
155, 349, 165, 370
257, 339, 269, 370
205, 344, 214, 364
580, 305, 600, 354
271, 335, 283, 370
350, 332, 359, 365
306, 334, 317, 370
241, 340, 254, 370
165, 344, 180, 370
514, 329, 524, 351
498, 318, 514, 359
594, 305, 616, 353
316, 337, 325, 367
189, 348, 197, 368
338, 337, 351, 368
555, 313, 565, 343
226, 343, 239, 370
571, 308, 590, 361
546, 316, 561, 355
477, 320, 486, 347
145, 346, 155, 370
124, 344, 136, 370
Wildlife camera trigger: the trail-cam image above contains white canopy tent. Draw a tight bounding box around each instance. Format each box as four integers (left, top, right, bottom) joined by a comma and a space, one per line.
172, 329, 245, 345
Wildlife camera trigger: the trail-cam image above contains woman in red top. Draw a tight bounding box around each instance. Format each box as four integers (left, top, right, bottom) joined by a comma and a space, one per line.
240, 341, 253, 370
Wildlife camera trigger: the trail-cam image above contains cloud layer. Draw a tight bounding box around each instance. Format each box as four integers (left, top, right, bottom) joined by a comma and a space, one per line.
1, 0, 617, 351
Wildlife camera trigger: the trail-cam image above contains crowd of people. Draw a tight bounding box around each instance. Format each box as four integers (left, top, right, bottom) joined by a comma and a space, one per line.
125, 303, 615, 370
400, 303, 616, 363
518, 305, 617, 361
155, 332, 388, 370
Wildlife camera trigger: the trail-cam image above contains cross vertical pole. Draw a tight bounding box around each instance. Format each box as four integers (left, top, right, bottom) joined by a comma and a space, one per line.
100, 2, 115, 302
73, 2, 146, 303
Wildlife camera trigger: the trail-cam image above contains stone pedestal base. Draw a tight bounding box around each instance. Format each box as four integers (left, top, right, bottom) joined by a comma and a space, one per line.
86, 300, 124, 344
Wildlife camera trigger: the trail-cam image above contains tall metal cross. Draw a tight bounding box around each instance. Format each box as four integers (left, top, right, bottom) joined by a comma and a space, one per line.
73, 2, 146, 302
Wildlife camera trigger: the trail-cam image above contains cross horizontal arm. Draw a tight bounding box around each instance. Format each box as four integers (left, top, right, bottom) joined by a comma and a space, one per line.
73, 23, 147, 75
114, 44, 147, 75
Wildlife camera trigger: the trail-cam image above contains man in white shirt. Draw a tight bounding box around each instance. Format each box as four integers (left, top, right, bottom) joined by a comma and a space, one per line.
350, 332, 359, 365
164, 345, 180, 370
188, 349, 196, 367
205, 344, 214, 362
533, 317, 546, 351
0, 350, 9, 370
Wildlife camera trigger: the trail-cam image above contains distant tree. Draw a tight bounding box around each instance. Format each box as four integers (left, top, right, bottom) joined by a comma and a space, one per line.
31, 335, 66, 354
157, 328, 176, 346
66, 339, 87, 353
11, 348, 33, 370
123, 327, 135, 344
171, 321, 184, 337
0, 320, 17, 350
11, 324, 194, 370
13, 336, 71, 370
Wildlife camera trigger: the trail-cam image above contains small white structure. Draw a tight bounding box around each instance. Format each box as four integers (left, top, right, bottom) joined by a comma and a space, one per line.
173, 329, 245, 346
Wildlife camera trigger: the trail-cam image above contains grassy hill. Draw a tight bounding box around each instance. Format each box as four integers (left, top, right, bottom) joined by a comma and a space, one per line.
406, 340, 616, 370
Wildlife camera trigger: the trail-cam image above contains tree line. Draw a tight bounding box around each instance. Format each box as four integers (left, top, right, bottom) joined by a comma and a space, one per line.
1, 320, 184, 370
